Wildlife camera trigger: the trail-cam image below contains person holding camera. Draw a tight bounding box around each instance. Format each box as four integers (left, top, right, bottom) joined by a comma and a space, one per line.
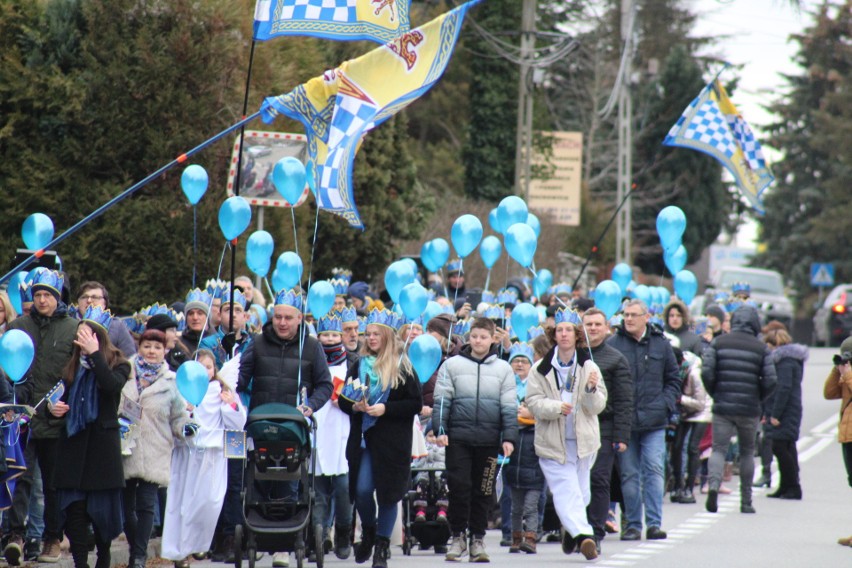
824, 337, 852, 546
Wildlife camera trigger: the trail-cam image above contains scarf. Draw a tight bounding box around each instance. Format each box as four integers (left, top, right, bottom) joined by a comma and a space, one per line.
360, 356, 391, 434
322, 342, 348, 367
134, 357, 164, 394
66, 363, 100, 437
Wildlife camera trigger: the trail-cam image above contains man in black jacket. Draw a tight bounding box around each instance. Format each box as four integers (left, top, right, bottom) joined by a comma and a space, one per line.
582, 308, 633, 552
701, 305, 777, 514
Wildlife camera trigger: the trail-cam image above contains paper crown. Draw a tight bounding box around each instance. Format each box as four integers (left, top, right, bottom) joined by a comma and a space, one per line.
358, 316, 367, 334
205, 278, 228, 300
548, 283, 573, 297
509, 342, 534, 363
83, 306, 113, 331
18, 281, 32, 305
724, 299, 742, 313
175, 312, 186, 332
144, 303, 172, 317
731, 281, 751, 295
554, 308, 582, 325
275, 288, 304, 311
404, 315, 424, 327
316, 314, 343, 334
497, 288, 519, 305
185, 289, 213, 306
447, 259, 463, 274
220, 286, 248, 310
366, 308, 402, 330
483, 305, 504, 320
120, 315, 144, 335
452, 319, 471, 337
527, 326, 545, 340
335, 306, 358, 323
330, 268, 353, 296
68, 304, 79, 320
480, 290, 496, 305
30, 269, 64, 297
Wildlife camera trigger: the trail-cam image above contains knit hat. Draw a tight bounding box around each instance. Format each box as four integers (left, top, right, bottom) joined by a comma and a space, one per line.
840, 337, 852, 357
30, 269, 64, 302
146, 313, 178, 333
704, 303, 726, 323
348, 281, 370, 303
184, 289, 212, 316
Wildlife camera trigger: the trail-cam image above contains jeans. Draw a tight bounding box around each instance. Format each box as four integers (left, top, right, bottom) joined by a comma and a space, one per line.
510, 488, 541, 534
314, 474, 352, 529
445, 444, 500, 538
671, 422, 709, 491
500, 478, 512, 538
708, 415, 758, 502
354, 448, 398, 538
220, 457, 244, 537
123, 478, 159, 561
25, 463, 45, 541
618, 429, 666, 532
587, 439, 617, 539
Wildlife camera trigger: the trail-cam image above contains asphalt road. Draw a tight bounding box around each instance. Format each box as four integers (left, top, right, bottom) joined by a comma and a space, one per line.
170, 347, 852, 568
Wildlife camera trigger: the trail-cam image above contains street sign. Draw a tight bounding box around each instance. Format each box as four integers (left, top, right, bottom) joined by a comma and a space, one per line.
810, 263, 835, 287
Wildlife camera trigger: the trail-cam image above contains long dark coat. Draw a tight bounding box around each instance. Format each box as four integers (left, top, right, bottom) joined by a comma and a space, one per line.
53, 350, 131, 491
338, 361, 422, 506
766, 344, 807, 442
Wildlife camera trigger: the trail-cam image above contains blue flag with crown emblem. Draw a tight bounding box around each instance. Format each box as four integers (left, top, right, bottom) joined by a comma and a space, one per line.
663, 79, 774, 213
259, 0, 480, 230
253, 0, 411, 44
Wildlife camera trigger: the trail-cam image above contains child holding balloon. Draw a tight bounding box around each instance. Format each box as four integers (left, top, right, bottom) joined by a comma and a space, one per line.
161, 349, 246, 568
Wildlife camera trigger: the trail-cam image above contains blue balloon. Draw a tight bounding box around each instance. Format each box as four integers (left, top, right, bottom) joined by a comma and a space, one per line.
526, 213, 541, 239
275, 252, 303, 289
272, 157, 307, 206
664, 244, 688, 275
430, 238, 450, 269
674, 270, 698, 305
649, 287, 663, 309
420, 241, 439, 272
488, 208, 504, 235
422, 301, 443, 326
409, 334, 442, 384
594, 280, 623, 320
176, 361, 209, 407
656, 206, 687, 251
611, 263, 633, 295
533, 269, 553, 298
180, 164, 208, 205
385, 261, 417, 304
247, 231, 275, 277
451, 215, 483, 259
497, 196, 528, 232
250, 304, 268, 326
8, 272, 27, 316
632, 284, 652, 306
307, 280, 335, 319
511, 303, 539, 343
271, 268, 288, 293
479, 236, 502, 269
505, 223, 538, 268
399, 283, 429, 321
21, 213, 54, 251
659, 287, 671, 306
218, 196, 252, 241
0, 329, 34, 383
400, 258, 419, 276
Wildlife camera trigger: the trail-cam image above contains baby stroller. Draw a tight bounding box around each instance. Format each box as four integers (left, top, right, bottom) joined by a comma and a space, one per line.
234, 403, 324, 568
400, 467, 451, 555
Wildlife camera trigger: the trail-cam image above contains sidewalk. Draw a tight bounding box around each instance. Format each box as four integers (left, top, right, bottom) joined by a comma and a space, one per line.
12, 537, 161, 568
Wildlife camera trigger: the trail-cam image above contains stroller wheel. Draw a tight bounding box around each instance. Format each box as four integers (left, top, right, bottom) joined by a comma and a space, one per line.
313, 524, 325, 568
247, 547, 256, 568
402, 538, 412, 556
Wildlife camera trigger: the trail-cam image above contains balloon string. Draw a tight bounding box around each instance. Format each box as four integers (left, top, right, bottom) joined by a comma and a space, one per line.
195, 241, 230, 358
290, 207, 300, 259
484, 268, 491, 294
446, 258, 462, 349
263, 277, 275, 301
397, 332, 413, 367
305, 203, 321, 295
192, 206, 197, 289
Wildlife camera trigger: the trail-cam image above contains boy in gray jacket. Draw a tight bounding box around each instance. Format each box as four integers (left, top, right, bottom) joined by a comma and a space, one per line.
435, 317, 518, 562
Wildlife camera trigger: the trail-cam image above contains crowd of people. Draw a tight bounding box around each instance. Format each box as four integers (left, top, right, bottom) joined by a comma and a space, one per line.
0, 258, 847, 568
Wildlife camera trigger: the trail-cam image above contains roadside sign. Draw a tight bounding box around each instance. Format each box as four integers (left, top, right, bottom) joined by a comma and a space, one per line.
810, 263, 835, 287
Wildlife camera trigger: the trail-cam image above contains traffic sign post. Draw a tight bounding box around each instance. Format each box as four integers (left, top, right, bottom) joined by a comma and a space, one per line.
811, 263, 835, 306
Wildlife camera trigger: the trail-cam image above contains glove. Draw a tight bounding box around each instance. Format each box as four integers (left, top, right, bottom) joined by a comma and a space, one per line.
221, 332, 237, 357
184, 423, 199, 437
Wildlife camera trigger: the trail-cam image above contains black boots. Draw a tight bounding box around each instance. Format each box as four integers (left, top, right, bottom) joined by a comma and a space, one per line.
334, 525, 352, 560
372, 536, 390, 568
355, 525, 376, 564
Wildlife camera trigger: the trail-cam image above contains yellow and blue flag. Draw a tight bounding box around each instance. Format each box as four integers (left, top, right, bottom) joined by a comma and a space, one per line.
260, 0, 480, 229
253, 0, 411, 44
663, 79, 774, 213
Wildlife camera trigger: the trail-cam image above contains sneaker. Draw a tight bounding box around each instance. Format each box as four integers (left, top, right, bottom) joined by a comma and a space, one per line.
24, 538, 40, 562
4, 534, 23, 566
445, 534, 467, 562
679, 490, 697, 504
272, 552, 290, 567
415, 510, 427, 523
741, 502, 756, 514
561, 529, 576, 554
646, 527, 667, 540
706, 489, 718, 513
436, 509, 449, 524
468, 538, 489, 563
38, 539, 62, 563
620, 528, 641, 541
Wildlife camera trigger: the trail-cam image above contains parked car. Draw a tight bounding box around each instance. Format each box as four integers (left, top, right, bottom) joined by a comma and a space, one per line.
812, 284, 852, 347
705, 266, 795, 331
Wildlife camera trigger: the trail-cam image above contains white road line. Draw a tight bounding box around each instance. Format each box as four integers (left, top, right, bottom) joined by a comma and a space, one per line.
669, 528, 703, 534
597, 561, 635, 566
799, 437, 834, 463
612, 553, 648, 560
811, 414, 839, 434
796, 436, 814, 451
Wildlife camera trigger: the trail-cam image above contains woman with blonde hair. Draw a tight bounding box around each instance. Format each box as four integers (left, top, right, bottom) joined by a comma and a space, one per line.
339, 309, 422, 568
0, 291, 17, 334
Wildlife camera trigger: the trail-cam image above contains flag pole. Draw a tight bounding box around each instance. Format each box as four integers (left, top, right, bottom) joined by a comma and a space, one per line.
0, 111, 261, 287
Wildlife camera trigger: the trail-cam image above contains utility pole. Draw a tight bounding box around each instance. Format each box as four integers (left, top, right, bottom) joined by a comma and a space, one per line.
514, 0, 536, 200
615, 0, 633, 264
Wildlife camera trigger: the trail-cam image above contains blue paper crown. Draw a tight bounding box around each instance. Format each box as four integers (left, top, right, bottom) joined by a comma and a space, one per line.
205, 279, 228, 300
175, 312, 186, 332
144, 303, 172, 317
68, 304, 79, 320
83, 306, 113, 331
497, 289, 519, 305
330, 268, 352, 296
316, 314, 343, 334
221, 286, 248, 310
357, 316, 367, 333
483, 305, 504, 320
405, 315, 424, 327
120, 316, 143, 335
30, 269, 64, 297
548, 283, 573, 297
335, 306, 358, 323
724, 300, 743, 313
185, 289, 213, 306
447, 259, 463, 274
509, 342, 534, 363
366, 308, 402, 330
731, 281, 751, 295
527, 326, 545, 340
18, 281, 32, 304
452, 319, 471, 337
480, 290, 496, 305
274, 288, 304, 311
554, 308, 582, 325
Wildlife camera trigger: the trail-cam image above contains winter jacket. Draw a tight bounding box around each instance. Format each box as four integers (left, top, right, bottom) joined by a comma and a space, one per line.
824, 367, 852, 444
525, 348, 607, 461
504, 426, 544, 490
108, 318, 137, 359
607, 324, 681, 432
54, 351, 131, 491
9, 305, 79, 439
237, 323, 333, 412
679, 352, 712, 423
120, 356, 189, 486
433, 346, 518, 447
199, 326, 253, 369
588, 341, 633, 445
339, 362, 422, 506
765, 344, 807, 441
701, 306, 777, 418
663, 299, 703, 355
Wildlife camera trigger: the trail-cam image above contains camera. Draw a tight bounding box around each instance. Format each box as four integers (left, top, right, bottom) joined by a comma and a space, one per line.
833, 352, 852, 366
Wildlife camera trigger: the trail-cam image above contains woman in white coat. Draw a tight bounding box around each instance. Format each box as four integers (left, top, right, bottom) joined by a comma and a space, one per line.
161, 349, 247, 567
525, 309, 607, 561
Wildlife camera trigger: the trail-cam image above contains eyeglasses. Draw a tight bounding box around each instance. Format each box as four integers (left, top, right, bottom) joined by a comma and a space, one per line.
78, 294, 104, 301
622, 312, 647, 319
